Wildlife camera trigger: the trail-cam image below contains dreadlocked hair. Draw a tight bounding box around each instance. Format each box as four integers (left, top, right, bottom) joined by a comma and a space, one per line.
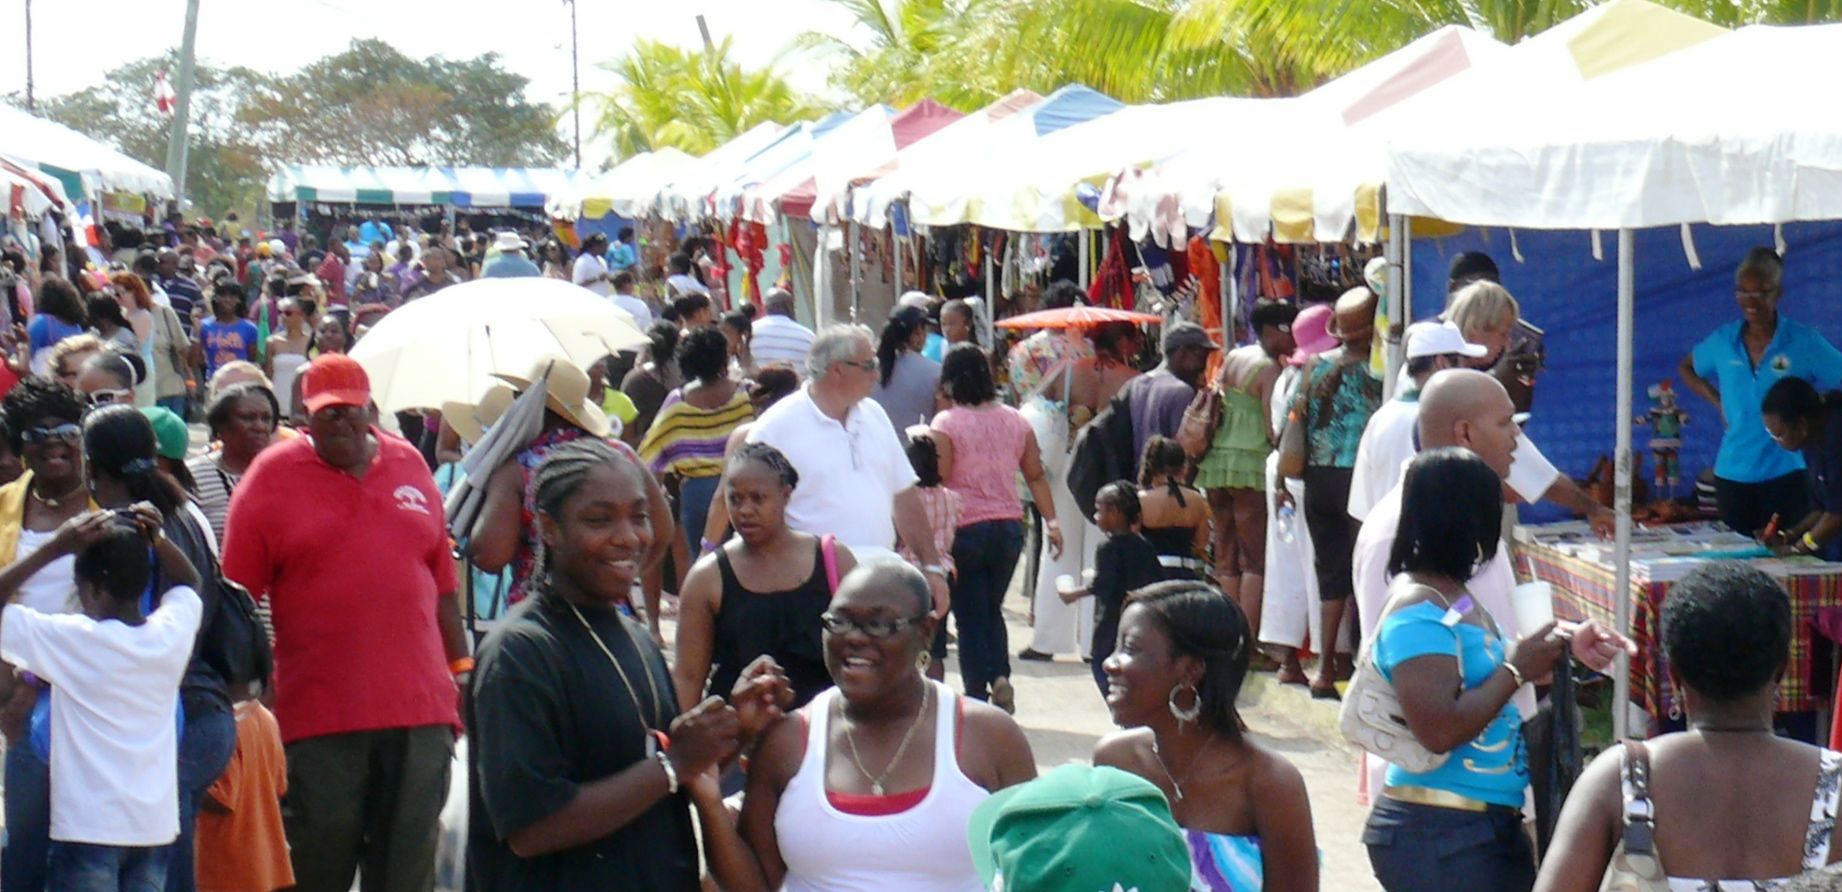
728, 441, 799, 489
528, 438, 647, 596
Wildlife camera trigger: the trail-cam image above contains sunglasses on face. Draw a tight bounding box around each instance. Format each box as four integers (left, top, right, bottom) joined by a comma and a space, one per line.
819, 612, 927, 639
839, 357, 879, 373
21, 423, 81, 447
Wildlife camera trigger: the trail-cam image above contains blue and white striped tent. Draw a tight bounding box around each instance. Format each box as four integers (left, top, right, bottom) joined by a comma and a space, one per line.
267, 165, 584, 209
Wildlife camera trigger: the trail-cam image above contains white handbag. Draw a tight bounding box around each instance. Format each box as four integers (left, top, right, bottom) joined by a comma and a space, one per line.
1338, 583, 1464, 775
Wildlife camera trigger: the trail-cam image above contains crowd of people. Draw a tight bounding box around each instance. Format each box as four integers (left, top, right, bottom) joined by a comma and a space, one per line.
0, 204, 1841, 892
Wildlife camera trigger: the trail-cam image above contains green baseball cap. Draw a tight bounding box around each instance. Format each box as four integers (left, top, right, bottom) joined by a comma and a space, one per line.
967, 764, 1191, 892
140, 407, 190, 461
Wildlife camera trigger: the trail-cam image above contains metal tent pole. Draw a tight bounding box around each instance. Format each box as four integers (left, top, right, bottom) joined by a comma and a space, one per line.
1078, 230, 1091, 289
1223, 243, 1236, 346
1612, 228, 1636, 742
849, 221, 861, 322
982, 245, 995, 348
1383, 212, 1409, 398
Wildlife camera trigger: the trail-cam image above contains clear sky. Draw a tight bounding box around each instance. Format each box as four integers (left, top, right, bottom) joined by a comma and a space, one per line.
1, 0, 863, 166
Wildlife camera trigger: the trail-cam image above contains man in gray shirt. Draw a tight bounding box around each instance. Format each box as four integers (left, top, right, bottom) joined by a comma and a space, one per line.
1124, 322, 1217, 474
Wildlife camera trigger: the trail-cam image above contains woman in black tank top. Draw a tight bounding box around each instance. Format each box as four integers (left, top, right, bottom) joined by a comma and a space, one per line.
673, 443, 859, 711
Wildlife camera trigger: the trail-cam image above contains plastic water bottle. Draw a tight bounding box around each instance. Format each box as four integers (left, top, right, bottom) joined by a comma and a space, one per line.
1276, 503, 1297, 544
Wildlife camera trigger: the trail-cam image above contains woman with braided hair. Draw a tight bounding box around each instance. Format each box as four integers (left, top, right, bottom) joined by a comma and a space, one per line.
469, 437, 788, 891
1136, 435, 1212, 582
673, 442, 857, 713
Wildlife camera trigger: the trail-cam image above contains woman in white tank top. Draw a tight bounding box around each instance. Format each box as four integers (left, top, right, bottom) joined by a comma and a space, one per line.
691, 562, 1038, 892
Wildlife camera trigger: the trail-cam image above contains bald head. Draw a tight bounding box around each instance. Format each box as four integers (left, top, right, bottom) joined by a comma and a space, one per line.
1418, 369, 1519, 478
1333, 287, 1378, 350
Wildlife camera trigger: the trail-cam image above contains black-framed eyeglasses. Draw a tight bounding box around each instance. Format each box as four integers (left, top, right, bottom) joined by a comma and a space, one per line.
819, 612, 927, 639
21, 423, 81, 447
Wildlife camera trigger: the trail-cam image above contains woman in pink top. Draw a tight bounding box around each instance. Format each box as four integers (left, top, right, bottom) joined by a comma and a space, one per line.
928, 345, 1062, 713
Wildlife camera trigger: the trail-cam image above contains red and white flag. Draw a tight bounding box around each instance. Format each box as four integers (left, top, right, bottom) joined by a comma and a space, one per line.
154, 71, 176, 117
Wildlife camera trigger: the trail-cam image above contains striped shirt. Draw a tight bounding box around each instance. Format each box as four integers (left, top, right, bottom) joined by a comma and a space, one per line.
751, 315, 816, 376
638, 389, 755, 479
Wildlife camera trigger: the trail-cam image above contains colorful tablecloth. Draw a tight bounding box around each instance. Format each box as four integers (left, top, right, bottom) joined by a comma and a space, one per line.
1514, 538, 1842, 720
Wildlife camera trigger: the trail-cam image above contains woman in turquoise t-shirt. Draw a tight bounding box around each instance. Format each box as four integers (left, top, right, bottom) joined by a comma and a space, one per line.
1364, 448, 1570, 892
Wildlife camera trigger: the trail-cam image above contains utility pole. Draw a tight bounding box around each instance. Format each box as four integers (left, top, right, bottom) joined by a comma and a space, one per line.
567, 0, 581, 169
164, 0, 202, 209
23, 0, 34, 111
695, 14, 715, 54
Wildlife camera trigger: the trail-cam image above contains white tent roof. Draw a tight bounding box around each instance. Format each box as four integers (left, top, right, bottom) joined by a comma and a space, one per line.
1101, 25, 1507, 245
0, 105, 174, 200
848, 90, 1044, 228
738, 107, 894, 224
653, 122, 791, 222
907, 85, 1126, 227
548, 149, 698, 221
267, 165, 583, 208
1387, 22, 1842, 229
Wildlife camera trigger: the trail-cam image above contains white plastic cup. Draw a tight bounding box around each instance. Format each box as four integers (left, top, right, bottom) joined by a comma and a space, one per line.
1055, 574, 1078, 594
1511, 581, 1556, 636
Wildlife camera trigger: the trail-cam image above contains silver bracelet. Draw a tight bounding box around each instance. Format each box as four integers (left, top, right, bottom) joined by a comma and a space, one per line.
922, 564, 948, 578
655, 750, 679, 795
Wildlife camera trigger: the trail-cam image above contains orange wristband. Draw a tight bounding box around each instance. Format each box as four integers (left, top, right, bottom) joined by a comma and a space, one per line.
448, 657, 476, 676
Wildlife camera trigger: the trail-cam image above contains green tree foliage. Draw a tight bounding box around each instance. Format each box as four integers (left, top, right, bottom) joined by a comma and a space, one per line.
590, 38, 829, 158
31, 40, 567, 219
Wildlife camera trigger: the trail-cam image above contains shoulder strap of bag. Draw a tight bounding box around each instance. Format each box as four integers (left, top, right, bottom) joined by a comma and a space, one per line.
1616, 740, 1666, 881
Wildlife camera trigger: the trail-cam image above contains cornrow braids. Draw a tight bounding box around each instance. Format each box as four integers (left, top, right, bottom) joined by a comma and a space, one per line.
729, 441, 799, 490
528, 438, 645, 595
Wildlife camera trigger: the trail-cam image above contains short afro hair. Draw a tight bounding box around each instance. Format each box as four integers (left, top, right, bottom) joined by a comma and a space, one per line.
1662, 562, 1790, 703
675, 325, 731, 384
3, 377, 85, 453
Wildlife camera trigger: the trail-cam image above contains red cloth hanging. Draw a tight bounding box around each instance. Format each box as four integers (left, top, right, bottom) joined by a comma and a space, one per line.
728, 219, 767, 309
1087, 228, 1133, 309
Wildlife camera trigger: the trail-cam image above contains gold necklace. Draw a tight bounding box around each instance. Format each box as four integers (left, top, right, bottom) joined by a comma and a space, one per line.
30, 479, 85, 509
566, 599, 666, 739
840, 681, 932, 796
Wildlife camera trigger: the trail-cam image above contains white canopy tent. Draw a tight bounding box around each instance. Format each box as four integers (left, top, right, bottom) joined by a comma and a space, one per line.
1379, 21, 1842, 741
0, 104, 174, 201
548, 149, 698, 221
738, 106, 894, 224
651, 122, 790, 223
847, 91, 1045, 228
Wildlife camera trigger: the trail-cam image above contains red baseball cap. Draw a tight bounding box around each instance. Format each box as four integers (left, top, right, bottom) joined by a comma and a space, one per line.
300, 354, 372, 414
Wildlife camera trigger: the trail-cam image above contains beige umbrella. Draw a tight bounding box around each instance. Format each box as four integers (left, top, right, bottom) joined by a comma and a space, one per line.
348, 277, 644, 415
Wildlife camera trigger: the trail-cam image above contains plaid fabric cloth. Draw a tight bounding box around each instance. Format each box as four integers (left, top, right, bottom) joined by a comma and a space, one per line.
1514, 538, 1842, 720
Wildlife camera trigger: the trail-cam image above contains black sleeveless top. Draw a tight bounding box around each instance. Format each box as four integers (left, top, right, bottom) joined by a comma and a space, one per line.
709, 540, 834, 708
1140, 525, 1204, 580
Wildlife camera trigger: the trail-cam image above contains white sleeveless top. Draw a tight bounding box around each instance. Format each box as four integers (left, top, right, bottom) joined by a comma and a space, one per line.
776, 680, 990, 892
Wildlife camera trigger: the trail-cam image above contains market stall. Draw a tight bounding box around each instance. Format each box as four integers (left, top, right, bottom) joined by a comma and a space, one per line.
1516, 521, 1842, 728
1385, 19, 1842, 740
0, 103, 175, 202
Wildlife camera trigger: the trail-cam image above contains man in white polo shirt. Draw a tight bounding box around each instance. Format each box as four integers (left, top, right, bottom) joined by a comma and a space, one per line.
747, 323, 951, 615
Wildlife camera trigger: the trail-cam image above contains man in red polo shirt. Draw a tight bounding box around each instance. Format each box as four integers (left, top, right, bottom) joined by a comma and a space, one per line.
222, 354, 469, 892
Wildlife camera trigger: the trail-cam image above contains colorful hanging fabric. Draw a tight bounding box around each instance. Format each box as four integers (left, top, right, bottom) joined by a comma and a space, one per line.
1087, 227, 1133, 309
1189, 236, 1222, 338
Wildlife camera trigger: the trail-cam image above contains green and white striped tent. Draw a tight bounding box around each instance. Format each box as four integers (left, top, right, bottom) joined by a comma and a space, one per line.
267, 165, 584, 209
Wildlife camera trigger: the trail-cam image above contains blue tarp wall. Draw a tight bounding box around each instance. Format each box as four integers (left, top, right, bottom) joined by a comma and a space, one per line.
1410, 222, 1842, 522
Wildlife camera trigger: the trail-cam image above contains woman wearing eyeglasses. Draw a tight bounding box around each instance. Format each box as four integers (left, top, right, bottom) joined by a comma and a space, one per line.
674, 443, 857, 716
694, 561, 1038, 892
0, 377, 98, 892
265, 297, 316, 419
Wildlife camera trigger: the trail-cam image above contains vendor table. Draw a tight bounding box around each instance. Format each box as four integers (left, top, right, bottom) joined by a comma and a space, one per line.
1513, 521, 1842, 723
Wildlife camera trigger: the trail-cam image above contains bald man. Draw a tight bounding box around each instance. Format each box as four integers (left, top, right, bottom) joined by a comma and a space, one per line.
1350, 369, 1631, 814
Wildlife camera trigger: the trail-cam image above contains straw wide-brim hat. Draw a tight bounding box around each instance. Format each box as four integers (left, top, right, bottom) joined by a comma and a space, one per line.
440, 384, 517, 445
491, 354, 609, 438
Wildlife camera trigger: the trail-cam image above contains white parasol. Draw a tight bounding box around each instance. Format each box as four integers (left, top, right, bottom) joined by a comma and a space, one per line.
348, 277, 645, 415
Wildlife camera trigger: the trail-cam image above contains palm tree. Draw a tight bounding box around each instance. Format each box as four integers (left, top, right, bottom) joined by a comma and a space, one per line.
589, 38, 828, 159
793, 0, 995, 105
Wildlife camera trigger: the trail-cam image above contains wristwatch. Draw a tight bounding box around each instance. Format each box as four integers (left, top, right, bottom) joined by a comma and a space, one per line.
922, 564, 948, 578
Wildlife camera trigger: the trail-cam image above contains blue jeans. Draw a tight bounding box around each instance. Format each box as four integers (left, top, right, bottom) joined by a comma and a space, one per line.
948, 519, 1026, 700
167, 698, 237, 892
154, 395, 188, 421
3, 744, 51, 892
679, 475, 721, 562
1364, 796, 1534, 892
46, 841, 171, 892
